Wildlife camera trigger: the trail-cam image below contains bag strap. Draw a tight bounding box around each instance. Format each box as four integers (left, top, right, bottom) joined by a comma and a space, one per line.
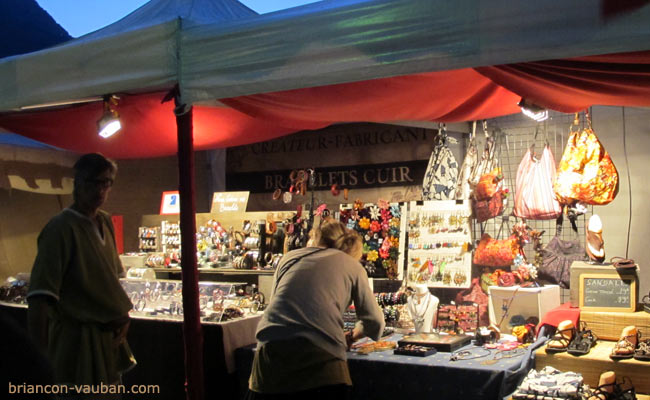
274, 247, 327, 294
555, 212, 579, 238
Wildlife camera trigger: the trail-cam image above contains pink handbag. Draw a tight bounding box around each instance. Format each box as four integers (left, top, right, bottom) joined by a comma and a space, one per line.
514, 145, 562, 220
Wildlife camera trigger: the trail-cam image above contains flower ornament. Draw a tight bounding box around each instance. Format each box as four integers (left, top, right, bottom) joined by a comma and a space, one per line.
378, 199, 389, 210
346, 219, 356, 230
389, 227, 399, 237
366, 250, 379, 262
370, 220, 381, 233
513, 254, 525, 267
369, 206, 380, 220
389, 205, 401, 218
380, 208, 391, 222
358, 217, 371, 230
362, 243, 370, 254
354, 199, 364, 211
379, 247, 390, 259
381, 220, 390, 231
390, 217, 400, 228
498, 272, 516, 287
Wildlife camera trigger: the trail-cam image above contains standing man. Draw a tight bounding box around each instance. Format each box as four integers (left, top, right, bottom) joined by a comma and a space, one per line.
27, 153, 136, 390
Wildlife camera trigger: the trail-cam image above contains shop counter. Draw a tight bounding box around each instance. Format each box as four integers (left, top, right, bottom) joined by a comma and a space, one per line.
235, 334, 540, 400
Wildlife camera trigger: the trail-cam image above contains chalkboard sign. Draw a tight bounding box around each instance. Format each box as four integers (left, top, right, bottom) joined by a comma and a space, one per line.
579, 273, 637, 312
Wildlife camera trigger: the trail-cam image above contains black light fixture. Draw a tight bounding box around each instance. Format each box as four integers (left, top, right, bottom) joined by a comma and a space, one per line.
518, 98, 548, 122
97, 95, 121, 138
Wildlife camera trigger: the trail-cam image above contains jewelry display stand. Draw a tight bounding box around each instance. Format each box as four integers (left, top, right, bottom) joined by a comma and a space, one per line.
405, 200, 472, 288
407, 284, 439, 333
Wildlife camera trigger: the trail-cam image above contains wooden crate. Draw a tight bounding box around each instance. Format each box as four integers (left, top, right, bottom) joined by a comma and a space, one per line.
535, 340, 650, 395
569, 261, 639, 307
580, 310, 650, 341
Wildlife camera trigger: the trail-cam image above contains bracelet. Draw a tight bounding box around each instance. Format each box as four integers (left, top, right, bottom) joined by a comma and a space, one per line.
135, 298, 146, 312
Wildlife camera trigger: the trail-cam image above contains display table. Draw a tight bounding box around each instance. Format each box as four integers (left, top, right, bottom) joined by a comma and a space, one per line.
236, 334, 541, 400
0, 301, 261, 400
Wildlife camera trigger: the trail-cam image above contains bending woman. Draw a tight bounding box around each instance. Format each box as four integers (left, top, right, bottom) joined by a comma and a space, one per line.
248, 219, 385, 399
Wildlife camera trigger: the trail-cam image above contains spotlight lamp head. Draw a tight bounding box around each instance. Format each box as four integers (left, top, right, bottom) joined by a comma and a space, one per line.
97, 95, 122, 138
518, 98, 548, 122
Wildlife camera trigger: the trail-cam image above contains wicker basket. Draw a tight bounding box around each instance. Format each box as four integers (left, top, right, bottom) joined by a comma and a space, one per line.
580, 309, 650, 341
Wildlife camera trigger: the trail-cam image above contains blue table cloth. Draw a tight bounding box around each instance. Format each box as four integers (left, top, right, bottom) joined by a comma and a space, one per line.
235, 333, 544, 400
346, 333, 541, 400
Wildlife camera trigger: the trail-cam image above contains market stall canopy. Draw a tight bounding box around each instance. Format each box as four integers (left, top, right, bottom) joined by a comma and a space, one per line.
1, 0, 650, 158
0, 131, 77, 194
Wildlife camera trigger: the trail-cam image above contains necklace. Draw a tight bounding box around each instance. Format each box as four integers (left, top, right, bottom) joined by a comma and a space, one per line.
409, 293, 432, 324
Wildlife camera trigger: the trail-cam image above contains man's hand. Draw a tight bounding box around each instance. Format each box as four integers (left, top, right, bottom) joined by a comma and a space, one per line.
113, 319, 130, 347
27, 295, 52, 354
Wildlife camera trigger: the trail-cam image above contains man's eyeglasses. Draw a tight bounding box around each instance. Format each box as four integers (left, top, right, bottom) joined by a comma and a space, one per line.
86, 178, 114, 188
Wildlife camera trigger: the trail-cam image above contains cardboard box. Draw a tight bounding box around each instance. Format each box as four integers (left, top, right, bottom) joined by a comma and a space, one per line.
569, 261, 638, 307
580, 310, 650, 341
488, 285, 560, 332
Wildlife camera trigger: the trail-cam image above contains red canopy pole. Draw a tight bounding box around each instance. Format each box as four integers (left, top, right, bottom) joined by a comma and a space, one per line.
175, 102, 205, 400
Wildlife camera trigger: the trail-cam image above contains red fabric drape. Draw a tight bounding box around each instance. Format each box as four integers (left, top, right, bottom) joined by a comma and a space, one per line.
221, 68, 521, 128
2, 51, 650, 159
475, 51, 650, 113
0, 93, 297, 159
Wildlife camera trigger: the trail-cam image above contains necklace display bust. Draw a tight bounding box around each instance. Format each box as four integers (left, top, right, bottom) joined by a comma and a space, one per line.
407, 284, 439, 333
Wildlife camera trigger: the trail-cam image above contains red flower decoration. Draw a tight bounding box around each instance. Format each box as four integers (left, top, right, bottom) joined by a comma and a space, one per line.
498, 272, 516, 287
370, 220, 381, 233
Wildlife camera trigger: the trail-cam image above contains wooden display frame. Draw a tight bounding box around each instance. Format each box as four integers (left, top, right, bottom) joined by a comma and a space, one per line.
579, 273, 636, 312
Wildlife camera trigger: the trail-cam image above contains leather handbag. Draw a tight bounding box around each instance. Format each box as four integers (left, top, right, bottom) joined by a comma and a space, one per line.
539, 217, 587, 288
473, 190, 505, 223
554, 115, 619, 205
473, 233, 521, 267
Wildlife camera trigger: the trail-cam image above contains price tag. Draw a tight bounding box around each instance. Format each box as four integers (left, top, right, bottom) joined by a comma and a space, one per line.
160, 191, 180, 215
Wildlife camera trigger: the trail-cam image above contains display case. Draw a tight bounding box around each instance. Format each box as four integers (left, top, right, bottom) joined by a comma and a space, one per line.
119, 278, 261, 323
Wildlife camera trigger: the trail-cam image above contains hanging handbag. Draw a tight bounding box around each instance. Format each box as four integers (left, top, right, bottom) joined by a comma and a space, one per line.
422, 124, 459, 200
554, 114, 619, 205
455, 121, 478, 200
539, 216, 587, 288
473, 190, 505, 223
469, 121, 498, 187
514, 142, 562, 220
473, 233, 521, 267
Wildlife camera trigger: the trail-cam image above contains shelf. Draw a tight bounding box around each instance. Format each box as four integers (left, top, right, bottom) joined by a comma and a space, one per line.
152, 267, 275, 275
535, 340, 650, 395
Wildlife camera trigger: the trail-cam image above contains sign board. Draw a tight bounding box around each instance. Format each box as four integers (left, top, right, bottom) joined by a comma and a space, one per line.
210, 191, 250, 213
579, 273, 637, 312
160, 191, 180, 215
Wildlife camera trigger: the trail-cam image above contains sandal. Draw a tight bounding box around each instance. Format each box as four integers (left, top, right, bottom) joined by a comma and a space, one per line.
588, 374, 636, 400
610, 257, 637, 272
610, 326, 640, 360
545, 320, 575, 354
567, 322, 598, 356
633, 338, 650, 361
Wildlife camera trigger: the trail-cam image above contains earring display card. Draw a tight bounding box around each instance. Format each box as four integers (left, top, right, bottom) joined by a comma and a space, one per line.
398, 332, 472, 352
436, 303, 480, 334
405, 200, 472, 288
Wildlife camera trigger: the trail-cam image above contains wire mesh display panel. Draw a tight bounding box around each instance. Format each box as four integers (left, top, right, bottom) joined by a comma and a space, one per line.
469, 111, 592, 303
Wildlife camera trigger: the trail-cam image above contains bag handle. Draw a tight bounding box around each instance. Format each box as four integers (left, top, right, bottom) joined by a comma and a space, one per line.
555, 212, 579, 238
